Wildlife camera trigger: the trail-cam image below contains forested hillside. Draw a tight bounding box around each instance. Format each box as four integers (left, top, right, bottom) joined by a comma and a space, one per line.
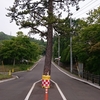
0, 32, 13, 41
0, 31, 46, 46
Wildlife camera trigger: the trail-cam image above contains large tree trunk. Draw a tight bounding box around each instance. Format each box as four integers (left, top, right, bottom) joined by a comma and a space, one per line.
43, 0, 53, 75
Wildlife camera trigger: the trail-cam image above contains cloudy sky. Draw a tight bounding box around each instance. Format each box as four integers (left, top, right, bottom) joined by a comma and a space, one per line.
0, 0, 100, 39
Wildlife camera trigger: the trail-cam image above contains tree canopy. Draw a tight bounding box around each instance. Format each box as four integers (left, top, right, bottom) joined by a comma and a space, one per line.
0, 31, 41, 66
53, 6, 100, 74
7, 0, 85, 75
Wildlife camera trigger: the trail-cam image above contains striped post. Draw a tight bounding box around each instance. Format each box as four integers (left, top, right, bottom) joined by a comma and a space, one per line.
42, 75, 50, 100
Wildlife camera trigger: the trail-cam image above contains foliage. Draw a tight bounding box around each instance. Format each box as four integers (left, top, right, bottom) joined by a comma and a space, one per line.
0, 31, 46, 56
53, 33, 70, 64
7, 0, 84, 35
79, 23, 100, 74
0, 31, 41, 65
86, 6, 100, 24
0, 74, 12, 80
53, 6, 100, 74
7, 0, 85, 74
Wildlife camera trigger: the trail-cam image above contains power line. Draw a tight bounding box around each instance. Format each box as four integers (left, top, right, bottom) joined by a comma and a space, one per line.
73, 1, 100, 18
73, 0, 94, 14
73, 3, 100, 18
73, 0, 98, 16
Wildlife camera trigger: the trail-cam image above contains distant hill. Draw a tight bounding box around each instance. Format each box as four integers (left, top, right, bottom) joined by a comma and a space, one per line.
0, 31, 46, 55
0, 31, 46, 46
0, 32, 13, 41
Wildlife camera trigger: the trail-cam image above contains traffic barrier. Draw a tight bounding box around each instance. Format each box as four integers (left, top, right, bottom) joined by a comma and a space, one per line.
42, 75, 50, 100
42, 75, 50, 88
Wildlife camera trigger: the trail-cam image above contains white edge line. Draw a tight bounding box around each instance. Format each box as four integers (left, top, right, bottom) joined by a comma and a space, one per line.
30, 58, 41, 71
29, 62, 38, 71
24, 79, 67, 100
0, 77, 15, 83
0, 60, 39, 83
24, 79, 41, 100
51, 79, 67, 100
14, 58, 41, 73
0, 75, 18, 83
52, 62, 100, 90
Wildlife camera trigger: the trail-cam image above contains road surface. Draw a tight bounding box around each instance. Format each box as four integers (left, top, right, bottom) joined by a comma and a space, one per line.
0, 57, 100, 100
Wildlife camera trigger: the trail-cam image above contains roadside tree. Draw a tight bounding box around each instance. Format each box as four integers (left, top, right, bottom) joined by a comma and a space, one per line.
0, 31, 40, 66
7, 0, 85, 75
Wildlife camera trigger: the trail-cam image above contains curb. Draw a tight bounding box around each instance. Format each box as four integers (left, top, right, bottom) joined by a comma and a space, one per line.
0, 75, 18, 83
0, 58, 41, 83
52, 62, 100, 90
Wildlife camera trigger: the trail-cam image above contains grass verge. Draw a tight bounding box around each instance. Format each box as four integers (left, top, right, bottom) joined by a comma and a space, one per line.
0, 74, 12, 80
0, 63, 35, 80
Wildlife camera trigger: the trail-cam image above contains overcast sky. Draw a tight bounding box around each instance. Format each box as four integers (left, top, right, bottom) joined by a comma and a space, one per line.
0, 0, 100, 39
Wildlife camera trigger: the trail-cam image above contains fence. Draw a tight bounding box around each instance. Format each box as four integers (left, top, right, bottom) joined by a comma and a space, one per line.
69, 63, 100, 86
82, 71, 100, 86
54, 61, 100, 86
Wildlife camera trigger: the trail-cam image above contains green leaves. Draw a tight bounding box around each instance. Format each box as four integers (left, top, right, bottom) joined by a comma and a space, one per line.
0, 31, 41, 65
53, 6, 100, 74
87, 6, 100, 24
20, 21, 35, 28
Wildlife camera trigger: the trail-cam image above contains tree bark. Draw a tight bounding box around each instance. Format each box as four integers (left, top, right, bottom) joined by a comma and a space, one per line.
43, 0, 53, 75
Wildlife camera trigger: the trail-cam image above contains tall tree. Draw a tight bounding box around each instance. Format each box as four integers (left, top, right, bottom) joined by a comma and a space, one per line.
7, 0, 85, 75
86, 6, 100, 24
72, 7, 100, 74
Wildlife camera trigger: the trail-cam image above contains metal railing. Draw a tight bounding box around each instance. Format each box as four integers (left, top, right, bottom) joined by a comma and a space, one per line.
54, 61, 100, 86
82, 71, 100, 86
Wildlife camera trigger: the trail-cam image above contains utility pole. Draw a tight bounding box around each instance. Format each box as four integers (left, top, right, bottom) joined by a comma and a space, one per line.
70, 13, 73, 73
58, 34, 60, 66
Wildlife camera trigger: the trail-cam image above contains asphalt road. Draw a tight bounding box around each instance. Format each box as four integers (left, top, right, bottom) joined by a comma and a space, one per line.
0, 57, 100, 100
0, 58, 43, 100
51, 63, 100, 100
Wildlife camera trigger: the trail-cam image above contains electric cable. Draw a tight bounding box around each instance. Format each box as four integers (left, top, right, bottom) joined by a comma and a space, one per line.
72, 0, 100, 18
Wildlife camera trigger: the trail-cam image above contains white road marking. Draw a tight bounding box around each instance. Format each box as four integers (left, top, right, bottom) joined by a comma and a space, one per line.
51, 80, 67, 100
52, 62, 100, 90
30, 58, 42, 71
0, 59, 40, 83
24, 79, 67, 100
24, 59, 43, 100
0, 77, 16, 83
24, 79, 41, 100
